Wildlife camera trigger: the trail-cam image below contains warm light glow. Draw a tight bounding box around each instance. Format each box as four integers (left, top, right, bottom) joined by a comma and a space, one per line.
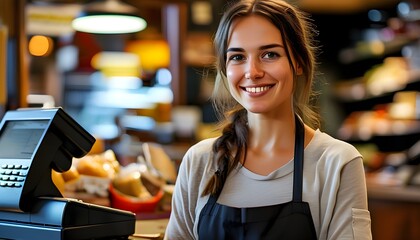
126, 40, 170, 71
91, 51, 141, 77
28, 35, 53, 56
72, 15, 146, 34
369, 40, 385, 56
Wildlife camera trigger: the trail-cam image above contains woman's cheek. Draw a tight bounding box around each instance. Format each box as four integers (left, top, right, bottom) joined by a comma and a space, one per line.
226, 68, 240, 84
225, 68, 241, 100
226, 68, 234, 79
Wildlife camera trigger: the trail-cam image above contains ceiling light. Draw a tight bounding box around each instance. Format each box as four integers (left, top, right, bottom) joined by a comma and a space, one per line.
71, 0, 147, 34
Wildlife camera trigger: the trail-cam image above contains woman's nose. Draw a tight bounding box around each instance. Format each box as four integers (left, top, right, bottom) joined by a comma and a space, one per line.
245, 59, 264, 80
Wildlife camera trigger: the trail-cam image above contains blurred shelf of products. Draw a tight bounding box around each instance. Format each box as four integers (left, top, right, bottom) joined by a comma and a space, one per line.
329, 1, 420, 188
311, 2, 420, 239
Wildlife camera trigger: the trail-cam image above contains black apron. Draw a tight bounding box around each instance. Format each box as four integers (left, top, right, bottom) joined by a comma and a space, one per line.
197, 116, 317, 240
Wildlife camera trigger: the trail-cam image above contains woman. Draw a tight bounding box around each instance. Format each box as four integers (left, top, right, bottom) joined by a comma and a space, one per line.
165, 0, 372, 239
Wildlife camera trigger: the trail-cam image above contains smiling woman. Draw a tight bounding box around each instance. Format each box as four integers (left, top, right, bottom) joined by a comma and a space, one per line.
165, 0, 372, 239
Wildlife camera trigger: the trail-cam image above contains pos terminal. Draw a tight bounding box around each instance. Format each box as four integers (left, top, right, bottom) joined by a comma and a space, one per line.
0, 108, 136, 240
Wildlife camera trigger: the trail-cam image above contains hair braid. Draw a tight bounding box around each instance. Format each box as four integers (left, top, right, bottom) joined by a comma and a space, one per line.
202, 109, 248, 196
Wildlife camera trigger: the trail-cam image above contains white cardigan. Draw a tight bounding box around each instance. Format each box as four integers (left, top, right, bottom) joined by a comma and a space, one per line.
165, 130, 372, 240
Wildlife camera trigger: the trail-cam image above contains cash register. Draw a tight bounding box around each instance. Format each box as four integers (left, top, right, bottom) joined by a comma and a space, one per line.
0, 108, 136, 240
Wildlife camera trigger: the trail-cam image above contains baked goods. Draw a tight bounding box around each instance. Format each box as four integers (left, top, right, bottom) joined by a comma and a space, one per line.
142, 142, 178, 184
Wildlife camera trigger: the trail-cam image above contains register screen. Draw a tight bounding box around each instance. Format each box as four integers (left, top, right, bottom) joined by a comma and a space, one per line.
0, 120, 48, 159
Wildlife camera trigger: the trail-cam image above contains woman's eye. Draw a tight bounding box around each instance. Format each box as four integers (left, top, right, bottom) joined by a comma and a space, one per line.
228, 54, 245, 61
263, 52, 279, 59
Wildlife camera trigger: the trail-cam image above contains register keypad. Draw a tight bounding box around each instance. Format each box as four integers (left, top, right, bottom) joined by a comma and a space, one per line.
0, 164, 27, 188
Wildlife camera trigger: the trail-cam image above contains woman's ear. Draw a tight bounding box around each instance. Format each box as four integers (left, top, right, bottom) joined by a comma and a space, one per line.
296, 64, 303, 75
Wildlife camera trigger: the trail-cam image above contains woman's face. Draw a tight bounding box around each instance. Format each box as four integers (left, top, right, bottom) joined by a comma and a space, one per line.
225, 15, 300, 116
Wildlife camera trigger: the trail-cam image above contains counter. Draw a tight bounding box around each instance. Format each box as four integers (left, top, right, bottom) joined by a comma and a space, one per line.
366, 179, 420, 240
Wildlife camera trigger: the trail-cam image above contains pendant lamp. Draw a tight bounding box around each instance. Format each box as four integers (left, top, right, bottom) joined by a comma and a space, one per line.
72, 0, 147, 34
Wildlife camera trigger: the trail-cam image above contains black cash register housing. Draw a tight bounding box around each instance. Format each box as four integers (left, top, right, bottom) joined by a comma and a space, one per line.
0, 108, 136, 240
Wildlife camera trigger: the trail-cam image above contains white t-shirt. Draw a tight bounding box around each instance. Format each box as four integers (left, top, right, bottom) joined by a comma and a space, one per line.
165, 130, 372, 240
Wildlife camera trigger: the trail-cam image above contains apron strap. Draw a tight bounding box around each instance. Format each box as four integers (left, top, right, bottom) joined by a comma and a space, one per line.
292, 115, 305, 202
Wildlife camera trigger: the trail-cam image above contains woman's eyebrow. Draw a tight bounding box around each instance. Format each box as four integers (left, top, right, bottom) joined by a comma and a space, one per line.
259, 44, 284, 50
226, 47, 244, 53
226, 44, 284, 53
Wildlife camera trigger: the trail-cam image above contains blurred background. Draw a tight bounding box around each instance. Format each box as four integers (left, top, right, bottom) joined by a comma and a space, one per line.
0, 0, 419, 239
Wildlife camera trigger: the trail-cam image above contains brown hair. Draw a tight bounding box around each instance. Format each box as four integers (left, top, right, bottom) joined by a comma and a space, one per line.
202, 0, 320, 196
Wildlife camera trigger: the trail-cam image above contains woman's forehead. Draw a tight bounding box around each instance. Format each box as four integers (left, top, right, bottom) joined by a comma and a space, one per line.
227, 15, 284, 48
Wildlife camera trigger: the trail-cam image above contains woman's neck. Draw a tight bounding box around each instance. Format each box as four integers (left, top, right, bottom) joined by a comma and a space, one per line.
247, 111, 295, 151
243, 112, 315, 175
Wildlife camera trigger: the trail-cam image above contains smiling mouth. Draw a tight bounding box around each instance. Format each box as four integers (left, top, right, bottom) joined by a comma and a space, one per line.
243, 85, 272, 93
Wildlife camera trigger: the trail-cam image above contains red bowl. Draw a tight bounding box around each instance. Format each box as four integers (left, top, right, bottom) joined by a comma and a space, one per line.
109, 183, 163, 213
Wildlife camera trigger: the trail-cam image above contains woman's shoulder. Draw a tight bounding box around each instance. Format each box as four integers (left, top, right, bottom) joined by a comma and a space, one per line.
186, 137, 217, 155
308, 130, 362, 164
193, 137, 218, 147
181, 137, 218, 169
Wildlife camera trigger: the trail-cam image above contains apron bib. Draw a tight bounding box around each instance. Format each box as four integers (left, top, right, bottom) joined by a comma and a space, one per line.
198, 116, 317, 240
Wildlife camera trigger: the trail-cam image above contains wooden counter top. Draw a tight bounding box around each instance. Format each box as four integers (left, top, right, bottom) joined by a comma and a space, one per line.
367, 183, 420, 202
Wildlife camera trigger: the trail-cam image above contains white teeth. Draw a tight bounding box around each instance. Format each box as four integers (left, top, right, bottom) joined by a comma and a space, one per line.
245, 86, 270, 93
